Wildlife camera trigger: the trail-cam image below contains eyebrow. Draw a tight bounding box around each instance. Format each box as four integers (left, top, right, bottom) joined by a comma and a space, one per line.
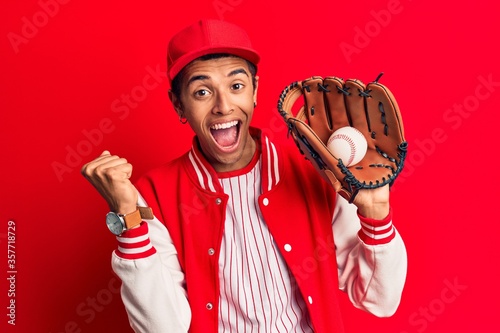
187, 75, 209, 87
228, 68, 249, 77
186, 68, 249, 87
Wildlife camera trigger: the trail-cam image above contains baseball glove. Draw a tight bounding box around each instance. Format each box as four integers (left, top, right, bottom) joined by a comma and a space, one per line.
277, 73, 408, 202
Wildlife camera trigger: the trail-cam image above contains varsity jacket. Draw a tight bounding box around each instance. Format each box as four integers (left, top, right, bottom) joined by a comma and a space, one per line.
111, 128, 407, 333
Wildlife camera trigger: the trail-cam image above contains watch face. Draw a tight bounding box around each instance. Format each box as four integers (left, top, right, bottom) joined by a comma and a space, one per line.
106, 212, 125, 236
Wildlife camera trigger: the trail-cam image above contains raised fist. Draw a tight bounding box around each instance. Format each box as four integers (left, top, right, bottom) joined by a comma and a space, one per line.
81, 151, 138, 214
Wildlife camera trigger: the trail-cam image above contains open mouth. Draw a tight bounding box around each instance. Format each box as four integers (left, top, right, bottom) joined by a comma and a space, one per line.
210, 120, 241, 150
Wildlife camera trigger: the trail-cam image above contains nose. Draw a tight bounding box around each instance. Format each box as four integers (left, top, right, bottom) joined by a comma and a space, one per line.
212, 91, 234, 115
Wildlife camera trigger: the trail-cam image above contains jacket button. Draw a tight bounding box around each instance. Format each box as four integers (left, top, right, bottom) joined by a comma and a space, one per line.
206, 303, 213, 310
263, 198, 269, 206
208, 248, 215, 255
215, 198, 222, 205
284, 244, 292, 252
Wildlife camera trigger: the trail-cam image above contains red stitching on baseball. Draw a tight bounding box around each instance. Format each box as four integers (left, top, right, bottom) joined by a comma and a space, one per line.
331, 133, 356, 166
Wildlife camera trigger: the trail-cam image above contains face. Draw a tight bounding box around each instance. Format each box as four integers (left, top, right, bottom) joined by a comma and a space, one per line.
170, 57, 259, 173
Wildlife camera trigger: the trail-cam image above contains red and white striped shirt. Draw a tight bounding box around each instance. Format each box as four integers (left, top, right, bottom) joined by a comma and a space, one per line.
217, 151, 313, 332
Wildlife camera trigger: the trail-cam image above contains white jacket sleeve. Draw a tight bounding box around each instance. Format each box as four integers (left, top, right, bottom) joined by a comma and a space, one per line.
333, 194, 407, 317
111, 194, 191, 332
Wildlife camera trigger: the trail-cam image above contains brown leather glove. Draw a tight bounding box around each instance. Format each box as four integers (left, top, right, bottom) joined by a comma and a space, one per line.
277, 73, 408, 202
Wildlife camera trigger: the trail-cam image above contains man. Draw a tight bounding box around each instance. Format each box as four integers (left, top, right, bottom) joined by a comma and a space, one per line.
81, 19, 407, 333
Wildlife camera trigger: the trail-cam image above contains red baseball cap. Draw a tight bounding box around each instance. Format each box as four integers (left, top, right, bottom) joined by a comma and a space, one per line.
167, 19, 260, 82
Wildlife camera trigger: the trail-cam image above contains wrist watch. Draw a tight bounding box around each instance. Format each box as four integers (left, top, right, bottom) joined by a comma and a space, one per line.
105, 207, 153, 236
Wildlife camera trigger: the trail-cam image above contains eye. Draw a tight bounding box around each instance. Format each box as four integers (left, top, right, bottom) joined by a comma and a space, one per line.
194, 89, 210, 97
231, 83, 244, 91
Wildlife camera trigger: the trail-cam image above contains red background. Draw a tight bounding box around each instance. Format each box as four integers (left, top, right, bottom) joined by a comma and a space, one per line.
2, 0, 499, 332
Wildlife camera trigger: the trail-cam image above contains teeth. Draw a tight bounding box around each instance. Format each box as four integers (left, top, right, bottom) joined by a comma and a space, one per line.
211, 120, 238, 130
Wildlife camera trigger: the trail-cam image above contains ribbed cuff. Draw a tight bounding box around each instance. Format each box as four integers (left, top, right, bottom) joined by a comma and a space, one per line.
115, 222, 157, 259
357, 208, 395, 245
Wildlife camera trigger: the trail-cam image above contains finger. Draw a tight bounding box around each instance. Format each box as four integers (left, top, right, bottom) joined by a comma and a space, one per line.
102, 163, 133, 182
365, 82, 405, 158
95, 158, 131, 178
93, 151, 119, 164
81, 154, 121, 177
123, 162, 133, 179
344, 79, 370, 136
81, 151, 114, 173
366, 82, 404, 139
87, 151, 114, 168
324, 77, 350, 132
302, 76, 331, 143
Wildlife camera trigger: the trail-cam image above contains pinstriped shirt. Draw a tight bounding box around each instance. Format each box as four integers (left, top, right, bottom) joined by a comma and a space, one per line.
217, 151, 314, 333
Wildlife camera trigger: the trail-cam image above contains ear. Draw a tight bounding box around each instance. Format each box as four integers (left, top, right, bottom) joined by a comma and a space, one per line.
168, 90, 183, 116
253, 76, 259, 106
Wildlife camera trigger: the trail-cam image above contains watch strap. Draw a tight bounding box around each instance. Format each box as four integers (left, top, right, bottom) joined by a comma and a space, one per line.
122, 206, 154, 229
138, 206, 154, 220
121, 209, 141, 230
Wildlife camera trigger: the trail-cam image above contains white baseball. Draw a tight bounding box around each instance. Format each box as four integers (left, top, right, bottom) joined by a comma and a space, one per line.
327, 126, 367, 167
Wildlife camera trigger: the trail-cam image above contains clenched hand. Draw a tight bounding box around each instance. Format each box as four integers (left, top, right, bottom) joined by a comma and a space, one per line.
81, 151, 138, 215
